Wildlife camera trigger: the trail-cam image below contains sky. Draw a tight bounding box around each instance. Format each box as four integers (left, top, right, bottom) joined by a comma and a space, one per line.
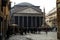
10, 0, 56, 14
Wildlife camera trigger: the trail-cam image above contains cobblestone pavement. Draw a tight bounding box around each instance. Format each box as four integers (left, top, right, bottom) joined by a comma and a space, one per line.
8, 32, 57, 40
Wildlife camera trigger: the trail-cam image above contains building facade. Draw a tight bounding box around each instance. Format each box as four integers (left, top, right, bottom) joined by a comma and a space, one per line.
57, 0, 60, 39
11, 2, 44, 32
45, 8, 57, 28
0, 0, 11, 40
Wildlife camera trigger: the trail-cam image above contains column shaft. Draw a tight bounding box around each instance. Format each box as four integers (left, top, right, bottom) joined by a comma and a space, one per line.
18, 16, 19, 32
35, 16, 37, 27
18, 16, 19, 26
31, 16, 33, 28
14, 16, 15, 24
39, 17, 41, 27
39, 17, 40, 27
22, 16, 24, 27
27, 16, 28, 29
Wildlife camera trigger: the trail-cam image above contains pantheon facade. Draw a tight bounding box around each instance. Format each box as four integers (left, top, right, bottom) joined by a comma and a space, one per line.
11, 2, 44, 32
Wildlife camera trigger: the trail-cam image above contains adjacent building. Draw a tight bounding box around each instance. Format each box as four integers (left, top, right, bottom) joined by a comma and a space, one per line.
45, 8, 57, 28
57, 0, 60, 39
0, 0, 11, 40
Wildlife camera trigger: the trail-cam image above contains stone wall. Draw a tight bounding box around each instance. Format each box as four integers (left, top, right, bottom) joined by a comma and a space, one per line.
57, 0, 60, 39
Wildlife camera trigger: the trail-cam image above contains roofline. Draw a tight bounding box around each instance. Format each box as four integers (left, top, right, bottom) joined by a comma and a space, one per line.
46, 8, 56, 16
46, 11, 56, 17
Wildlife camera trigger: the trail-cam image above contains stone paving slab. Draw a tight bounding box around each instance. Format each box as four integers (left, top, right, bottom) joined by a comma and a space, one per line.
8, 35, 32, 40
8, 32, 57, 40
24, 32, 57, 40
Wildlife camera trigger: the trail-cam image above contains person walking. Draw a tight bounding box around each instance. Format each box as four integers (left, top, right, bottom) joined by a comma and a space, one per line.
45, 27, 48, 34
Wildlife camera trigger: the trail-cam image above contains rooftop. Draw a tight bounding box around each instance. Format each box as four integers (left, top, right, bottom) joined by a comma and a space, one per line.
16, 2, 35, 6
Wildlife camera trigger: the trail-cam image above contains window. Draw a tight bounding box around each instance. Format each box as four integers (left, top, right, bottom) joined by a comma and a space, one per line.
8, 2, 11, 10
1, 0, 8, 11
2, 0, 8, 6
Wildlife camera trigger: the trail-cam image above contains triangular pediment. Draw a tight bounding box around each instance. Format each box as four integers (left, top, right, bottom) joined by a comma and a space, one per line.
17, 8, 40, 13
